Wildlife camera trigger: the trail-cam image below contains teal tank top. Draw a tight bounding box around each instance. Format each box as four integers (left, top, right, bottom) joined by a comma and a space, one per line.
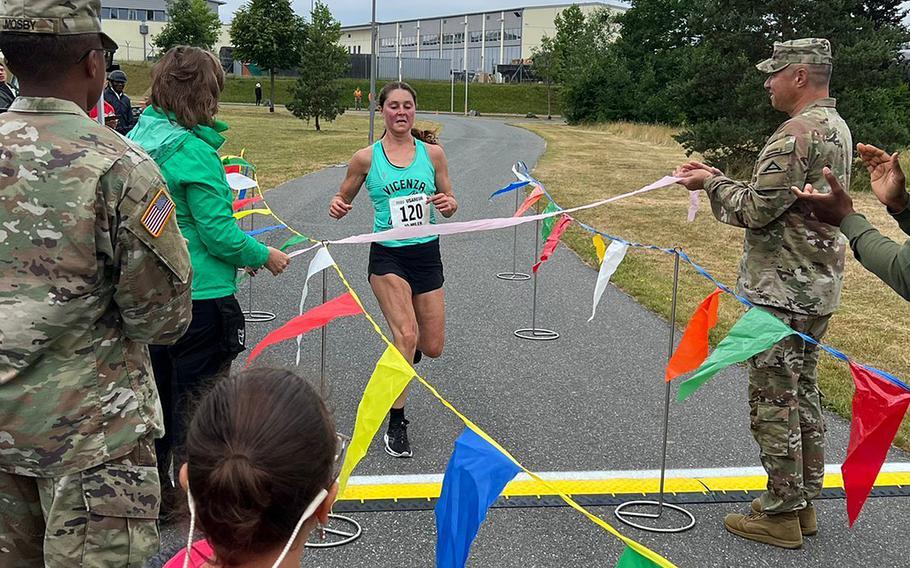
365, 138, 437, 247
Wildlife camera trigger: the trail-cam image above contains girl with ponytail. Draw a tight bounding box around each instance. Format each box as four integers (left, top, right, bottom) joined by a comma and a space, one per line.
159, 368, 346, 568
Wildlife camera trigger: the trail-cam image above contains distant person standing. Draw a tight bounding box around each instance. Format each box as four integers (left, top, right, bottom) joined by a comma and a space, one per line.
104, 69, 134, 134
354, 86, 362, 110
255, 81, 262, 106
0, 59, 17, 113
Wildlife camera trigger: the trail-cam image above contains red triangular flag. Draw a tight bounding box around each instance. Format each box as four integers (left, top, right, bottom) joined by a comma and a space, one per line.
532, 214, 572, 273
246, 292, 363, 365
513, 186, 545, 217
233, 195, 264, 211
842, 362, 910, 526
666, 289, 722, 381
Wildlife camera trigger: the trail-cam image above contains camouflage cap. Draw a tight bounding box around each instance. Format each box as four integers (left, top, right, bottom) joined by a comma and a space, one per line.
0, 0, 118, 50
756, 38, 832, 74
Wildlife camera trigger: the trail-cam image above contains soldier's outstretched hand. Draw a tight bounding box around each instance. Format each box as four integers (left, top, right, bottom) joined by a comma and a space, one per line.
791, 167, 854, 226
857, 143, 909, 212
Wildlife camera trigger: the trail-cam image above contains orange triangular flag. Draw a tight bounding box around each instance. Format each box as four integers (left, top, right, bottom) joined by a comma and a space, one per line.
665, 288, 722, 381
513, 186, 545, 217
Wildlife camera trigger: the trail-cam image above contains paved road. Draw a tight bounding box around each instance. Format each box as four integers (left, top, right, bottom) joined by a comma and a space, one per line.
161, 114, 910, 567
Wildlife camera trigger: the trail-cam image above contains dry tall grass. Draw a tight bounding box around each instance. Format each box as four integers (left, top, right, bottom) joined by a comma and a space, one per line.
518, 121, 910, 448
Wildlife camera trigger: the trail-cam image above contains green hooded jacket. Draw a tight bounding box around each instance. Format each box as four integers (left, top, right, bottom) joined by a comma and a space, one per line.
129, 106, 269, 300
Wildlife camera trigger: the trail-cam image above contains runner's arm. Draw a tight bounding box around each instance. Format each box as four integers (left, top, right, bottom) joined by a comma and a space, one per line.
330, 147, 371, 219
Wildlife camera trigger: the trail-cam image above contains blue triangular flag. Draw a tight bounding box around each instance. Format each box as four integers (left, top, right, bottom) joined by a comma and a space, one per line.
489, 180, 530, 200
435, 428, 521, 568
244, 224, 286, 237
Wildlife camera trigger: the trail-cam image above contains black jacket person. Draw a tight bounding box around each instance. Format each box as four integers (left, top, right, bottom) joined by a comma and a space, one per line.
104, 69, 133, 134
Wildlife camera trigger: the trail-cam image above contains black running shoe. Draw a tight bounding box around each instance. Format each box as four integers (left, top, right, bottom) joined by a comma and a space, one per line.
413, 349, 423, 364
384, 418, 412, 458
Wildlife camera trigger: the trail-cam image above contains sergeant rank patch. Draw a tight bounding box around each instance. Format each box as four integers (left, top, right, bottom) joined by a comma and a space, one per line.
142, 189, 176, 237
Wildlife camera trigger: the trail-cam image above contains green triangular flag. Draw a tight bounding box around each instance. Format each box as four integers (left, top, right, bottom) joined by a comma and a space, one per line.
616, 546, 662, 568
677, 308, 795, 402
539, 201, 560, 242
279, 234, 310, 252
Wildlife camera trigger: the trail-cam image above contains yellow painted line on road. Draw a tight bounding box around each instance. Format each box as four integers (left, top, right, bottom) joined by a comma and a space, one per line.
339, 471, 910, 502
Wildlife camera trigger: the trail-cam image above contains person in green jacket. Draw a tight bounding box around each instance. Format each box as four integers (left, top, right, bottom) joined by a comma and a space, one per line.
792, 143, 910, 301
128, 46, 290, 504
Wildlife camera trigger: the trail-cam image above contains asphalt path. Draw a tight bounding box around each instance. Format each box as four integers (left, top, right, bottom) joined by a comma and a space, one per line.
160, 114, 910, 567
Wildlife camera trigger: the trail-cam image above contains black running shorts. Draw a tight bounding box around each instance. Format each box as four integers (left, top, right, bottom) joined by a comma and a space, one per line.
368, 238, 444, 295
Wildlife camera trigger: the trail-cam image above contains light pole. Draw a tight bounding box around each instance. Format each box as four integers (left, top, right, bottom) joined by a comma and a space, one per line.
463, 16, 468, 116
368, 0, 377, 143
139, 22, 148, 61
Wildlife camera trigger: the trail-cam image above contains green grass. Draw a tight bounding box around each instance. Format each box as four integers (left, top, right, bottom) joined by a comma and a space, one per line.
118, 61, 560, 115
518, 120, 910, 451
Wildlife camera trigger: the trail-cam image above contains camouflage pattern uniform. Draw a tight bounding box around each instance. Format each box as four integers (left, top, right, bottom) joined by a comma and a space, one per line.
704, 39, 851, 514
0, 1, 193, 566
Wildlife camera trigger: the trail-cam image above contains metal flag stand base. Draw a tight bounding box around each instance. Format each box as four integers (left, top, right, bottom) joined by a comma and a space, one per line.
514, 211, 558, 341
242, 188, 275, 323
614, 250, 695, 533
306, 265, 363, 549
497, 183, 531, 281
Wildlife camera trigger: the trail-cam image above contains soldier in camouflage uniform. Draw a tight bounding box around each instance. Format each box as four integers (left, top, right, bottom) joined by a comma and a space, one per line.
675, 39, 852, 549
0, 1, 192, 566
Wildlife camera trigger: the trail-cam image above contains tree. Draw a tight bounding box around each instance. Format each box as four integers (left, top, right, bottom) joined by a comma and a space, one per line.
286, 2, 349, 131
231, 0, 303, 112
153, 0, 222, 54
531, 37, 557, 119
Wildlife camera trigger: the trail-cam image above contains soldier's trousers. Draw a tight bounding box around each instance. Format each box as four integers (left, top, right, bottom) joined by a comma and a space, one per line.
0, 435, 160, 567
748, 306, 830, 514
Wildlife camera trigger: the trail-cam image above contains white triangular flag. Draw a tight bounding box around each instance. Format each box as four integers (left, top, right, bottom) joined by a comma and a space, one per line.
588, 240, 628, 322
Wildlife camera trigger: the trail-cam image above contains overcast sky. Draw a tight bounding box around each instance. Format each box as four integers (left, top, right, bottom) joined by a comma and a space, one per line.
218, 0, 625, 25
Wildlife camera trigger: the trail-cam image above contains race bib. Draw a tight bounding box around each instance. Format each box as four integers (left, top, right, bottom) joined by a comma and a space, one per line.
389, 194, 429, 228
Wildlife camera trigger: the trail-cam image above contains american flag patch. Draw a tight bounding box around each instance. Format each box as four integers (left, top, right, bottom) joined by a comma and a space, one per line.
141, 189, 175, 237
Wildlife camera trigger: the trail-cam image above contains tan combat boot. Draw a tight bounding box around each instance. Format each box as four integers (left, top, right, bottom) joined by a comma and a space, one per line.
751, 498, 817, 536
723, 510, 803, 549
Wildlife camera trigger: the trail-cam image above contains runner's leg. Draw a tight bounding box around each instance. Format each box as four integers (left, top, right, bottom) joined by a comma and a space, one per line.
370, 272, 418, 409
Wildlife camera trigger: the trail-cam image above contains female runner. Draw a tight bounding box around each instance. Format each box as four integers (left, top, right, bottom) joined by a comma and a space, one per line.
329, 81, 457, 458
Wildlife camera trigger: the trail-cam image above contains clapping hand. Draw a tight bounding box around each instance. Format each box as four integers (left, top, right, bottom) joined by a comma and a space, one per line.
673, 161, 722, 192
857, 143, 909, 212
790, 167, 854, 227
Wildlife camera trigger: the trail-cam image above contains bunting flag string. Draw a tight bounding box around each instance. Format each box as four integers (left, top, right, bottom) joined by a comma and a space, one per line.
588, 239, 629, 322
295, 246, 336, 366
677, 308, 795, 402
665, 289, 722, 381
842, 362, 910, 526
533, 214, 572, 272
489, 180, 531, 200
245, 292, 362, 365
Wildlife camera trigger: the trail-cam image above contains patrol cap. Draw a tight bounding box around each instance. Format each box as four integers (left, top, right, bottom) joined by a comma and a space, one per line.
756, 38, 832, 74
0, 0, 118, 51
108, 69, 127, 83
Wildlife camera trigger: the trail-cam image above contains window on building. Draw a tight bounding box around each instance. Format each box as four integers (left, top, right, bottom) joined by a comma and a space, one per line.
146, 10, 154, 20
422, 33, 439, 46
154, 10, 167, 21
485, 30, 500, 42
504, 28, 521, 41
357, 45, 361, 54
101, 7, 111, 18
470, 31, 483, 43
117, 8, 129, 19
442, 33, 454, 45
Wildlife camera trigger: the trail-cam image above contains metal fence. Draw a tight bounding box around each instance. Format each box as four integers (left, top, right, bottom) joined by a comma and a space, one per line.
347, 54, 452, 82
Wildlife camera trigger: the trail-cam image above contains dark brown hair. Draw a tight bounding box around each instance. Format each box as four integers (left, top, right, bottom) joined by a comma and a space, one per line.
0, 33, 99, 83
185, 368, 337, 565
378, 81, 439, 145
149, 46, 224, 130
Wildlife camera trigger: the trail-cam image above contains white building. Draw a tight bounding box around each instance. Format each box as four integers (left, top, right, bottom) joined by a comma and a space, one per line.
338, 2, 626, 75
100, 0, 231, 61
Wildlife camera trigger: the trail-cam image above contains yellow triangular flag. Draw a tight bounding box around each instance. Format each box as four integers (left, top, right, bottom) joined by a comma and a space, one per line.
593, 234, 606, 265
338, 346, 414, 495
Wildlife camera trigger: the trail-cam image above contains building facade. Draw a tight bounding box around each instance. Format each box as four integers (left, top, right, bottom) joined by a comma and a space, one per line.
99, 0, 229, 61
338, 2, 625, 76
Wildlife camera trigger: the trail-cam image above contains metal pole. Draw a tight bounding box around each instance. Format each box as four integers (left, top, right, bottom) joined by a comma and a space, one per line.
463, 16, 468, 116
450, 57, 454, 113
368, 0, 377, 144
514, 200, 556, 340
614, 249, 694, 532
320, 267, 327, 396
656, 251, 681, 512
